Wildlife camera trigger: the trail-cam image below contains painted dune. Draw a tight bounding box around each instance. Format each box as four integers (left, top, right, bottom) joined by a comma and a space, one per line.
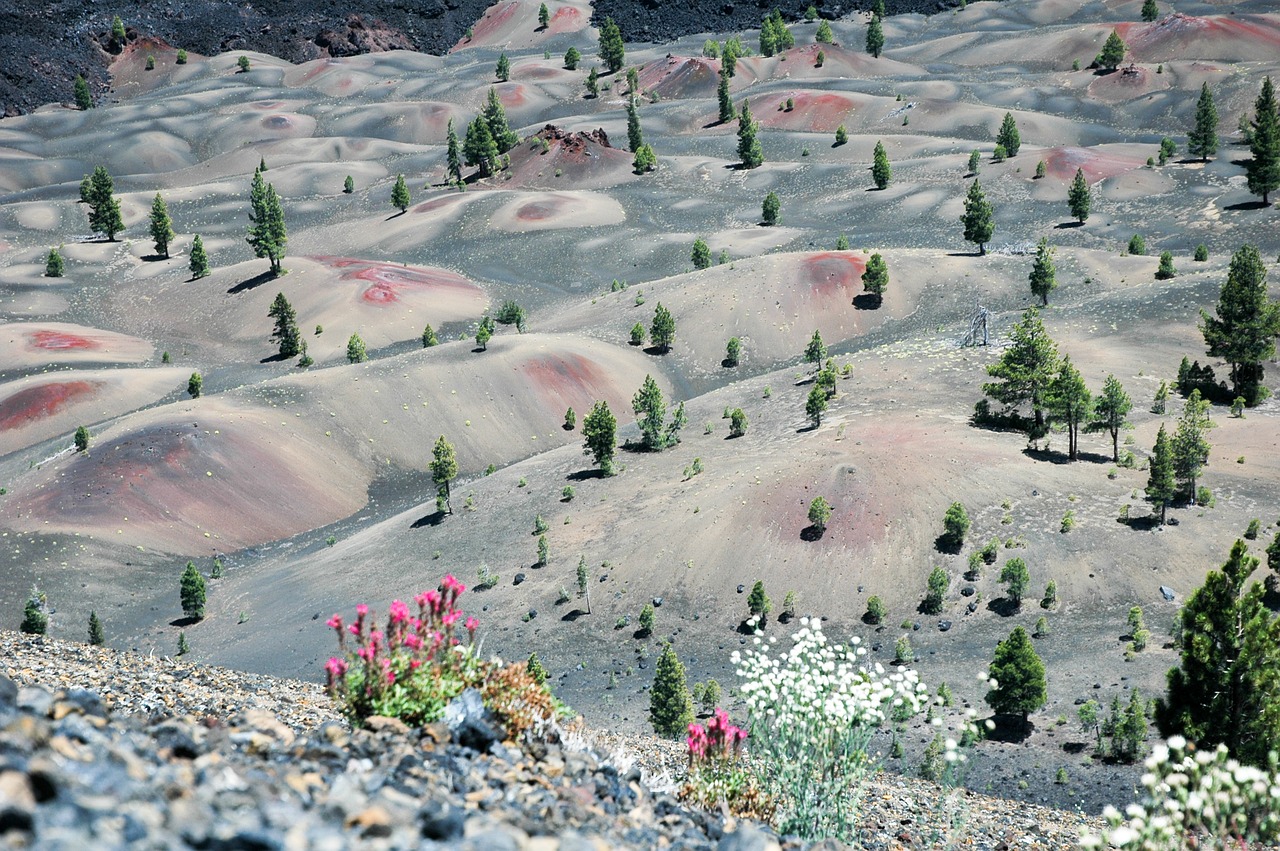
0, 323, 154, 369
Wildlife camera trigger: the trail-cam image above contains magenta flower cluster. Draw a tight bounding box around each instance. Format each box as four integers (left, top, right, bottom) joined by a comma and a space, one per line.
688, 707, 747, 765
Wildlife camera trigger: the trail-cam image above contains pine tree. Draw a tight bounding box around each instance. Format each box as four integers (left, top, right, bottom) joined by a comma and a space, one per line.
805, 385, 828, 427
691, 238, 712, 270
761, 191, 781, 225
1157, 540, 1280, 767
495, 53, 510, 82
1087, 374, 1132, 462
445, 119, 463, 185
149, 193, 175, 258
808, 496, 832, 533
1200, 244, 1280, 405
748, 580, 772, 621
45, 247, 64, 278
463, 117, 500, 177
1188, 83, 1219, 162
74, 425, 90, 452
582, 400, 617, 474
996, 112, 1021, 157
942, 502, 970, 550
268, 292, 301, 358
538, 2, 550, 29
20, 587, 48, 635
180, 561, 206, 620
866, 13, 884, 58
564, 47, 581, 70
431, 435, 458, 514
716, 65, 734, 124
737, 99, 763, 169
986, 626, 1046, 730
960, 178, 995, 254
722, 39, 739, 77
86, 166, 124, 240
346, 332, 367, 363
390, 174, 411, 213
632, 144, 656, 174
1173, 388, 1213, 503
650, 643, 695, 739
650, 303, 675, 352
585, 66, 599, 99
1247, 77, 1280, 204
804, 329, 827, 367
626, 96, 644, 153
1028, 237, 1056, 306
1046, 355, 1091, 461
871, 140, 892, 189
1141, 0, 1159, 21
760, 13, 779, 57
598, 17, 625, 74
88, 610, 104, 646
189, 235, 209, 279
246, 170, 287, 274
1145, 424, 1176, 525
632, 374, 667, 450
475, 315, 495, 350
1097, 30, 1127, 71
1067, 168, 1091, 223
1156, 251, 1176, 280
967, 149, 981, 176
74, 74, 93, 110
111, 15, 127, 49
983, 307, 1060, 434
861, 252, 888, 306
482, 88, 519, 153
421, 325, 438, 347
343, 175, 354, 194
188, 372, 202, 398
816, 19, 834, 44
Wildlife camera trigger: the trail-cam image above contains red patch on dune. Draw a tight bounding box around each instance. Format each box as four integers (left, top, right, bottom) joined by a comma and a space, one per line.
1044, 147, 1143, 183
755, 92, 857, 133
467, 1, 519, 43
28, 331, 99, 351
497, 84, 527, 109
802, 252, 867, 301
311, 256, 480, 306
262, 115, 293, 130
521, 352, 606, 402
639, 56, 719, 100
1117, 15, 1280, 58
516, 200, 561, 222
412, 194, 469, 215
547, 6, 583, 33
251, 101, 285, 110
0, 381, 98, 431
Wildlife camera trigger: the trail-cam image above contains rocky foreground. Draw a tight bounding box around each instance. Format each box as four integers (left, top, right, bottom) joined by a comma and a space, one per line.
0, 632, 1102, 849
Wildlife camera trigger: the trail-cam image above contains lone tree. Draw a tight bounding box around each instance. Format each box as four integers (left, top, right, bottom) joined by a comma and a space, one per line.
748, 580, 772, 623
923, 566, 949, 615
650, 303, 676, 352
650, 643, 694, 739
805, 385, 828, 427
346, 332, 367, 363
816, 19, 834, 44
960, 178, 995, 254
1246, 77, 1280, 205
1156, 539, 1280, 767
1087, 374, 1133, 462
803, 329, 827, 370
431, 435, 458, 514
74, 74, 93, 110
996, 112, 1021, 158
538, 2, 550, 29
737, 99, 763, 169
871, 140, 892, 189
246, 168, 287, 275
941, 501, 970, 551
564, 47, 581, 70
1141, 0, 1159, 22
1047, 355, 1091, 461
445, 119, 463, 185
20, 586, 48, 635
1096, 29, 1127, 71
180, 562, 207, 621
585, 66, 600, 99
475, 315, 495, 351
598, 17, 626, 74
986, 626, 1047, 732
268, 292, 301, 358
576, 555, 591, 614
85, 166, 124, 241
716, 65, 735, 124
189, 234, 209, 279
632, 375, 668, 450
983, 307, 1060, 436
1173, 388, 1213, 503
1146, 424, 1176, 525
1067, 168, 1091, 223
1188, 83, 1219, 162
482, 87, 520, 153
1028, 238, 1056, 306
1200, 244, 1280, 406
149, 193, 175, 258
761, 191, 781, 225
88, 610, 104, 646
1000, 558, 1030, 607
463, 118, 500, 177
187, 372, 202, 399
865, 12, 884, 58
808, 496, 832, 534
1156, 251, 1177, 280
582, 400, 618, 475
74, 425, 90, 452
862, 252, 888, 306
495, 52, 510, 82
691, 238, 712, 270
729, 407, 748, 437
725, 337, 741, 366
626, 96, 644, 153
45, 247, 64, 278
391, 174, 411, 213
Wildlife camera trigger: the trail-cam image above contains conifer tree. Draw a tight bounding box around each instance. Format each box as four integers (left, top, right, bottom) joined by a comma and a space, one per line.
45, 247, 64, 278
564, 47, 581, 70
737, 99, 763, 169
1046, 355, 1091, 460
431, 435, 458, 514
446, 119, 463, 185
495, 53, 510, 82
180, 561, 206, 620
716, 65, 734, 124
650, 303, 675, 352
188, 372, 202, 399
632, 375, 667, 450
632, 144, 656, 174
1067, 168, 1091, 223
1145, 424, 1175, 525
86, 166, 124, 241
20, 587, 48, 635
872, 140, 892, 189
463, 117, 500, 177
1087, 374, 1132, 462
189, 234, 209, 279
582, 400, 617, 475
246, 169, 287, 274
482, 87, 519, 153
804, 329, 826, 368
598, 17, 625, 74
88, 610, 104, 645
475, 315, 495, 350
585, 66, 599, 98
1097, 30, 1127, 71
983, 307, 1060, 434
343, 175, 354, 194
960, 178, 995, 254
722, 39, 739, 77
650, 643, 694, 739
986, 626, 1046, 731
862, 252, 888, 306
1173, 388, 1213, 503
691, 238, 712, 270
421, 324, 438, 347
761, 191, 781, 225
816, 20, 834, 44
1247, 77, 1280, 205
74, 74, 93, 110
74, 425, 90, 452
1188, 83, 1219, 162
967, 149, 981, 176
1200, 244, 1280, 406
538, 2, 550, 29
626, 95, 644, 152
1156, 251, 1176, 280
268, 292, 300, 358
1028, 237, 1056, 306
805, 385, 828, 427
1141, 0, 1159, 22
866, 13, 884, 58
996, 112, 1021, 157
149, 193, 175, 258
391, 174, 411, 213
346, 332, 367, 363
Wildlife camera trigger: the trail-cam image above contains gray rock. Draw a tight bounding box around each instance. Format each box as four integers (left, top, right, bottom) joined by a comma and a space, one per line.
442, 689, 502, 753
717, 823, 780, 851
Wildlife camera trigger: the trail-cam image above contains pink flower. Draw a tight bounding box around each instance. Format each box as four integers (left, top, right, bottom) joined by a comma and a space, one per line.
385, 670, 396, 685
409, 659, 422, 670
465, 616, 478, 633
358, 646, 374, 662
348, 623, 361, 636
423, 590, 442, 614
324, 657, 348, 686
388, 600, 410, 624
369, 630, 383, 649
356, 604, 369, 618
402, 633, 422, 651
442, 610, 462, 627
327, 614, 344, 630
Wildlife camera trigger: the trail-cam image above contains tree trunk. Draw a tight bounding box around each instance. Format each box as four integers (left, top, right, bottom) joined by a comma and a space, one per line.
1160, 501, 1166, 526
1111, 429, 1119, 463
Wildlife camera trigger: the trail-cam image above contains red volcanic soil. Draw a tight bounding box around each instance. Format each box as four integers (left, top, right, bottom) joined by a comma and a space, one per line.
1044, 147, 1145, 183
0, 381, 98, 432
496, 84, 528, 109
547, 6, 583, 34
310, 257, 483, 306
794, 252, 867, 307
28, 330, 100, 352
516, 200, 560, 222
1116, 14, 1280, 60
754, 91, 858, 133
520, 351, 610, 410
638, 55, 719, 100
506, 125, 633, 188
466, 0, 519, 44
1085, 65, 1163, 102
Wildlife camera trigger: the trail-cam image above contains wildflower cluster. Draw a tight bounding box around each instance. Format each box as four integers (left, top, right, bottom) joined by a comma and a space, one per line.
680, 708, 769, 817
326, 575, 565, 736
1081, 736, 1280, 849
731, 616, 929, 840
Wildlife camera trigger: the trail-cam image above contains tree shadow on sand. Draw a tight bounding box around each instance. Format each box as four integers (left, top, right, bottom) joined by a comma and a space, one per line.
1054, 221, 1086, 229
986, 597, 1021, 618
169, 615, 201, 628
800, 525, 825, 542
410, 510, 448, 529
566, 469, 606, 482
228, 269, 277, 295
1224, 199, 1272, 212
560, 609, 587, 622
985, 714, 1036, 743
852, 294, 881, 310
